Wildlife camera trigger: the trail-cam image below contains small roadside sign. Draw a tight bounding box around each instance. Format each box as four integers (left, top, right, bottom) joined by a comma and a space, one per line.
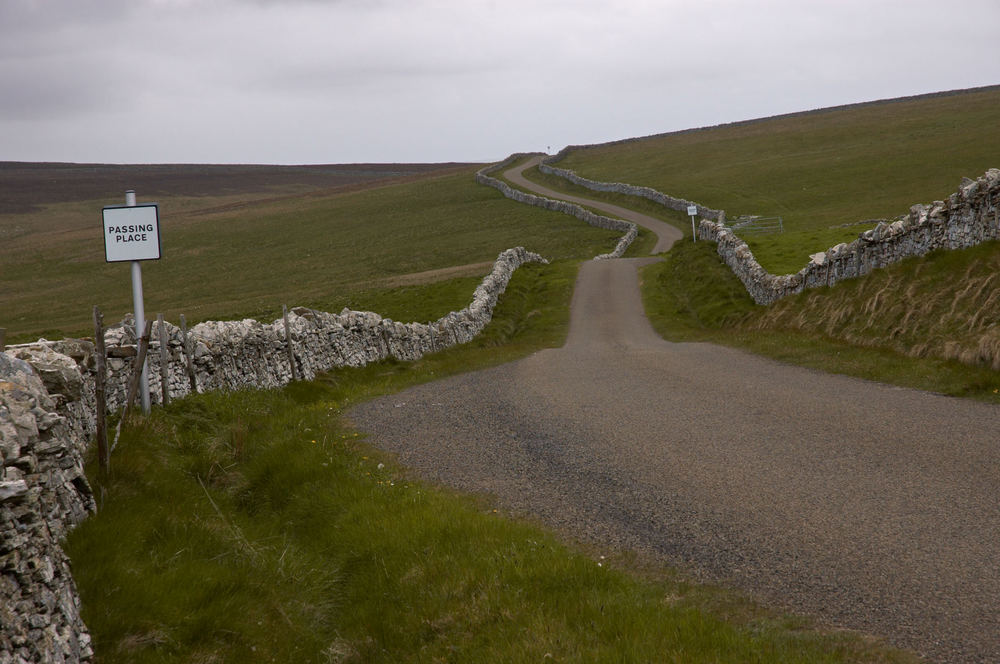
103, 191, 159, 415
102, 203, 161, 262
687, 205, 698, 242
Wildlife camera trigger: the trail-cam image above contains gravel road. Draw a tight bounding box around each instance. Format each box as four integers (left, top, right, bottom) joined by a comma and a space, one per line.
348, 159, 1000, 663
503, 154, 683, 254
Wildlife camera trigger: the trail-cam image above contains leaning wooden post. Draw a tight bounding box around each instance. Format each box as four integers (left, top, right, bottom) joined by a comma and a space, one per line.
179, 314, 198, 393
0, 327, 6, 352
121, 320, 153, 422
92, 307, 109, 474
282, 305, 299, 382
112, 318, 153, 452
156, 313, 171, 406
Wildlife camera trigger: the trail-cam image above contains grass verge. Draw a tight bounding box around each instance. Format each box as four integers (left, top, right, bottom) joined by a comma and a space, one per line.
65, 260, 916, 663
641, 240, 1000, 402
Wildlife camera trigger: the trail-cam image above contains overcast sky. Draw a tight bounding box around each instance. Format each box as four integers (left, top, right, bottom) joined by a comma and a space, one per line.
1, 0, 997, 165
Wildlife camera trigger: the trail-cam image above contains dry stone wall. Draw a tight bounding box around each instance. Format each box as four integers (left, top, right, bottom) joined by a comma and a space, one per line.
12, 246, 546, 413
1, 353, 95, 664
541, 150, 726, 222
2, 245, 546, 663
475, 156, 637, 259
699, 169, 1000, 304
540, 148, 1000, 306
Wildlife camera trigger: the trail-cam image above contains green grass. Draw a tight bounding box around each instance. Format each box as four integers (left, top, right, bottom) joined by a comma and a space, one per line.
741, 224, 880, 275
1, 167, 621, 343
640, 240, 1000, 402
65, 260, 917, 662
746, 241, 1000, 376
556, 87, 1000, 263
640, 242, 761, 339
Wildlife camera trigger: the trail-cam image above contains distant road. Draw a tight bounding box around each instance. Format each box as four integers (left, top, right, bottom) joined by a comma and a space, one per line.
503, 155, 682, 253
350, 157, 1000, 663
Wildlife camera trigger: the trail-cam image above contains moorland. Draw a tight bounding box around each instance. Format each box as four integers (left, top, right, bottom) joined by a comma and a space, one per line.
4, 85, 998, 662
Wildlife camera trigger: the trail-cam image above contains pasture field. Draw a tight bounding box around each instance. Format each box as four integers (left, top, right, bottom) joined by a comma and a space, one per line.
554, 86, 1000, 273
0, 161, 456, 215
0, 163, 622, 343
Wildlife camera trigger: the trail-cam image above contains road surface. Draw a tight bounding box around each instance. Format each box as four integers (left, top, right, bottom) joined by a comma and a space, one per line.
349, 158, 1000, 663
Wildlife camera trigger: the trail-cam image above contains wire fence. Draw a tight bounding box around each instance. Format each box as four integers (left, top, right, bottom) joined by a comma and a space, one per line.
725, 215, 784, 235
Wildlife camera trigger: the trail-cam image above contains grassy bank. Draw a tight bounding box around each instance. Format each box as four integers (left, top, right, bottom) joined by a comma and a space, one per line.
640, 239, 1000, 402
65, 259, 916, 663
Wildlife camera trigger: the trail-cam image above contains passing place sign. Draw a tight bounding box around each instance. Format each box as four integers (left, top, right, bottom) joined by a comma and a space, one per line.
103, 204, 161, 262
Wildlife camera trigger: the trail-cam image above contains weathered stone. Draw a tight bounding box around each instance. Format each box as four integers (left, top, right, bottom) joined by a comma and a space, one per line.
0, 480, 28, 502
45, 340, 96, 372
2, 351, 95, 663
694, 169, 1000, 305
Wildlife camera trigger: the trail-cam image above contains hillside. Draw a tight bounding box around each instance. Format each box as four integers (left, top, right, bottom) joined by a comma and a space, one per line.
504, 87, 998, 387
552, 85, 1000, 274
0, 163, 622, 344
0, 162, 463, 215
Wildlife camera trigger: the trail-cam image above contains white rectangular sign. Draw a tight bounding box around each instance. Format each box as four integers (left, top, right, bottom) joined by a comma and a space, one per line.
103, 204, 161, 262
687, 205, 698, 216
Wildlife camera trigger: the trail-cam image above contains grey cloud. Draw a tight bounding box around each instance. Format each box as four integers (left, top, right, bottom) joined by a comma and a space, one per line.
1, 0, 997, 164
0, 47, 133, 121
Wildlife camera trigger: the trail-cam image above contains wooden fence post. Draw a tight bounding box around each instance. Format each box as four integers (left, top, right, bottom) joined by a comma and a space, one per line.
283, 305, 299, 382
0, 327, 6, 352
179, 314, 198, 393
157, 313, 170, 406
92, 307, 109, 474
120, 320, 153, 420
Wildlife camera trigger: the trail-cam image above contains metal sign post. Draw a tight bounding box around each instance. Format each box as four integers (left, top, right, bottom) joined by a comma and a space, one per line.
687, 204, 698, 243
125, 191, 150, 414
103, 190, 162, 414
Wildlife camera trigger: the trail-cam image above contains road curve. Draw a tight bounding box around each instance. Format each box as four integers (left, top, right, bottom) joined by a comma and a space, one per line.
503, 155, 683, 253
349, 165, 1000, 663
